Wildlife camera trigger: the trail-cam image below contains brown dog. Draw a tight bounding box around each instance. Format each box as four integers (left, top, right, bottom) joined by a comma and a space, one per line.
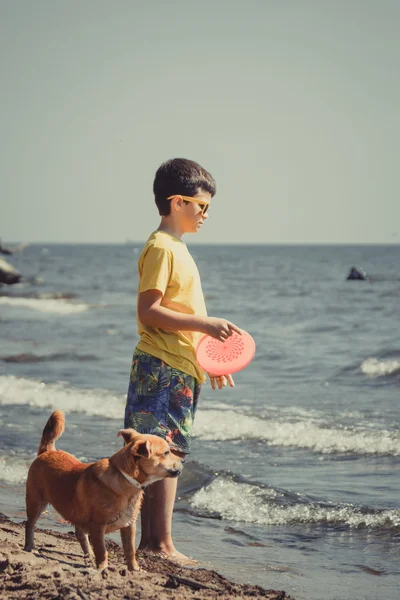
24, 410, 182, 571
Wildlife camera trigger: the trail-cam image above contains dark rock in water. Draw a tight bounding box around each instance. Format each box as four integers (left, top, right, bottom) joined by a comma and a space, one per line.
347, 266, 369, 281
0, 257, 22, 285
0, 239, 14, 255
1, 353, 42, 363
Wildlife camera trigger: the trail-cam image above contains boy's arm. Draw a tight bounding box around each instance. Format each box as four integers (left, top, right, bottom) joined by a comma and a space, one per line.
138, 290, 241, 342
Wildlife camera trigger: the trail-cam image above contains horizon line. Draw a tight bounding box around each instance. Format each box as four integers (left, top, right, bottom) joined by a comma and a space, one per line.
4, 240, 400, 247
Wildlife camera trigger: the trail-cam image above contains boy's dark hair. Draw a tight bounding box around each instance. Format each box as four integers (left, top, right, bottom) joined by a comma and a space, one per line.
153, 158, 216, 216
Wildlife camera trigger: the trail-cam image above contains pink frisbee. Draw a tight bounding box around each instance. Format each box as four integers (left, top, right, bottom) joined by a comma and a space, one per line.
196, 330, 256, 376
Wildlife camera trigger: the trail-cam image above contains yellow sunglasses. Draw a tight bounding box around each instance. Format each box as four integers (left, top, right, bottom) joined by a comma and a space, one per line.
167, 195, 210, 215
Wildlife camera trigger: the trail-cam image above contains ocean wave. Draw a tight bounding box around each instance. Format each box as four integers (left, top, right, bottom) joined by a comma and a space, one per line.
0, 291, 78, 300
0, 296, 89, 314
0, 376, 124, 419
193, 407, 400, 456
0, 453, 32, 484
1, 377, 398, 457
361, 357, 400, 378
191, 477, 400, 530
1, 353, 98, 364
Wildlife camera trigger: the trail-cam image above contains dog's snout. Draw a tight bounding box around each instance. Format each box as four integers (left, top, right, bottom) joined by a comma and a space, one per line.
167, 468, 182, 478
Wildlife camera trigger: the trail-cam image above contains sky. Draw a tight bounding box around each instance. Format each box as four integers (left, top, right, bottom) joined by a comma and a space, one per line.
1, 0, 399, 245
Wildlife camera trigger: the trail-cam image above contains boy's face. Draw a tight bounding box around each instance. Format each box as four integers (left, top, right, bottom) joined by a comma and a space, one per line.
180, 191, 211, 234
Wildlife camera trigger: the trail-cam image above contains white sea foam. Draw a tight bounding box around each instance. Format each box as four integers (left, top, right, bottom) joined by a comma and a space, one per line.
193, 408, 400, 456
0, 296, 89, 314
0, 376, 124, 420
0, 453, 32, 484
191, 477, 400, 529
361, 357, 400, 377
1, 376, 398, 456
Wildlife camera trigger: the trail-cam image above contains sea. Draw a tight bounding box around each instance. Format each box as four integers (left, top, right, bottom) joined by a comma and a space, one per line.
1, 243, 399, 600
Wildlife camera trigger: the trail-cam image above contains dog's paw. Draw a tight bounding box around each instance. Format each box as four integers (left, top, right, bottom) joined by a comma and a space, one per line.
128, 561, 144, 572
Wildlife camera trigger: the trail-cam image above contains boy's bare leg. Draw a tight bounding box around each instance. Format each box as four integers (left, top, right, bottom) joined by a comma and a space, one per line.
138, 477, 196, 563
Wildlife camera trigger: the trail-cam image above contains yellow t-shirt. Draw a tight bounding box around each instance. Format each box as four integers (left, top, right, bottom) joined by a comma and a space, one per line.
136, 230, 207, 383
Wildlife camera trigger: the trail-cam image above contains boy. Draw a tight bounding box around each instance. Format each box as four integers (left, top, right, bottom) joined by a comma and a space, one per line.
124, 158, 241, 563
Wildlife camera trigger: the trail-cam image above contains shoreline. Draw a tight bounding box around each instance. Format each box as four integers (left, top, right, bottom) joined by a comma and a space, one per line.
0, 514, 293, 599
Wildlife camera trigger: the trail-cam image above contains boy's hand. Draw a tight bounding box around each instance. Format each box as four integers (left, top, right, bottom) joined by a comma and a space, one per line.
205, 318, 242, 342
208, 374, 235, 389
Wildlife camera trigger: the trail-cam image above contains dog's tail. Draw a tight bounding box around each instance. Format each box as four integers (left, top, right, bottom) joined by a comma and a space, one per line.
37, 410, 65, 455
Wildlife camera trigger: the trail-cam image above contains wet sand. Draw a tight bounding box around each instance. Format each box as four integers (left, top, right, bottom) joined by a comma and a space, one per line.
0, 514, 293, 599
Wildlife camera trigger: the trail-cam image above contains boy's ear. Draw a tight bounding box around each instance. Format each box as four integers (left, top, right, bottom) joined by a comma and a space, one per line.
132, 440, 151, 459
117, 428, 138, 445
171, 195, 183, 212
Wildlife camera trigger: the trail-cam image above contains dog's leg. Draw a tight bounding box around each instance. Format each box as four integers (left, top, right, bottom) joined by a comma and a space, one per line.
24, 497, 47, 552
75, 526, 94, 561
88, 525, 108, 570
120, 523, 140, 571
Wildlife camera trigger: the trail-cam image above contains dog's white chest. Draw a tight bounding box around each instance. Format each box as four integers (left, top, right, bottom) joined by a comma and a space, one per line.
106, 500, 138, 533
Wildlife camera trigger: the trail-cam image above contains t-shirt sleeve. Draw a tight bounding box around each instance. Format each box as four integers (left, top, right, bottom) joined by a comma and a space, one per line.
139, 245, 171, 295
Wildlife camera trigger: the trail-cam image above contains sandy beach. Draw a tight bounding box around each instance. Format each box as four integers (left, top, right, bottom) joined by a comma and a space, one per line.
0, 514, 293, 599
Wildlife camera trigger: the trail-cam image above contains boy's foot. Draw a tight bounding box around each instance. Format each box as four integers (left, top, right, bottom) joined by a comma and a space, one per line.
137, 547, 199, 566
162, 550, 199, 567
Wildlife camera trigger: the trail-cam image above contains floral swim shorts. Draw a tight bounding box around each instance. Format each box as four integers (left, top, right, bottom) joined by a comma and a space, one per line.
124, 349, 201, 454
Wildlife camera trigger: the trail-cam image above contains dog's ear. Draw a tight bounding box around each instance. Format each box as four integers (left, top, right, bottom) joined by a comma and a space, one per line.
117, 428, 138, 445
132, 440, 151, 459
